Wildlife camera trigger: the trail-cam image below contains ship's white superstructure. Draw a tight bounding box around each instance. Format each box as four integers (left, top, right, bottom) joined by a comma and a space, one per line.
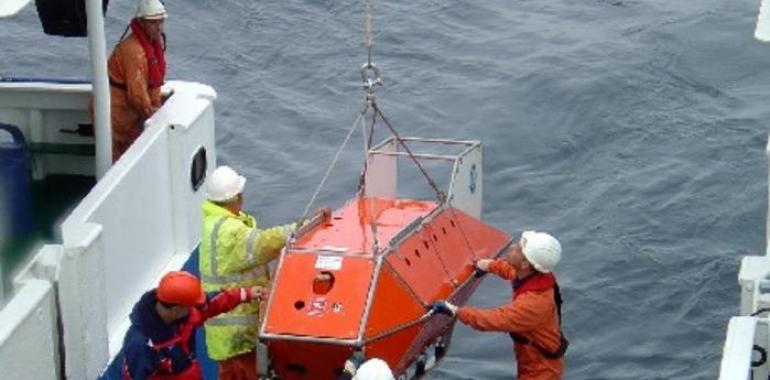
0, 1, 220, 376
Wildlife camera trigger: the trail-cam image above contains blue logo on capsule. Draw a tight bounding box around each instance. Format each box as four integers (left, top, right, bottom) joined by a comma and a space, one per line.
469, 164, 477, 194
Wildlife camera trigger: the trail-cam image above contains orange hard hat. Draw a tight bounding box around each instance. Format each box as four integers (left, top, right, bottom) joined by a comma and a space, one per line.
157, 271, 206, 306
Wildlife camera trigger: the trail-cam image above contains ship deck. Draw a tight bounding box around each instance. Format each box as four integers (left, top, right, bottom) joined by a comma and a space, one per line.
1, 174, 94, 299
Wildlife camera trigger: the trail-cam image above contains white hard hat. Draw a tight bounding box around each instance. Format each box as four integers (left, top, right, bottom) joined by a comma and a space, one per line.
520, 231, 561, 273
206, 166, 246, 202
136, 0, 167, 20
353, 358, 394, 380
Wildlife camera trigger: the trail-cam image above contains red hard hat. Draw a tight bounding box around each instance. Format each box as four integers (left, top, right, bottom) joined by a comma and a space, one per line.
157, 271, 206, 306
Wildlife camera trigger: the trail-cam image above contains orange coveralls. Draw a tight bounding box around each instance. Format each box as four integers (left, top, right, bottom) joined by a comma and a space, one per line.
456, 259, 565, 380
107, 34, 162, 162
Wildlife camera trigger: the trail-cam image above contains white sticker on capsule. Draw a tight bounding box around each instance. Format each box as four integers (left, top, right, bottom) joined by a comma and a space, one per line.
315, 255, 343, 270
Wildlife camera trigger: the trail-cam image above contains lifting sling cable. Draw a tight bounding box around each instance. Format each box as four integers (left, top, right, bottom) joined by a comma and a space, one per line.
365, 0, 374, 68
362, 0, 380, 252
369, 102, 446, 203
357, 0, 445, 204
356, 104, 377, 195
300, 105, 368, 223
301, 0, 379, 225
302, 0, 446, 235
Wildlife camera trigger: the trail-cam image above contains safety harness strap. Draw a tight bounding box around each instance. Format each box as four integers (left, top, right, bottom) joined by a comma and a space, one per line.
508, 281, 569, 360
109, 77, 161, 91
509, 332, 569, 360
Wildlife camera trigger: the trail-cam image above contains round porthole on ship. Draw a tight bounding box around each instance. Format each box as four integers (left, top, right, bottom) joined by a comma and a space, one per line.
294, 300, 305, 310
190, 147, 207, 192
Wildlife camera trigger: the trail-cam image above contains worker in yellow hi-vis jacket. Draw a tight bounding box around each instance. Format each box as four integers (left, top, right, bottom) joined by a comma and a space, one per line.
199, 165, 293, 380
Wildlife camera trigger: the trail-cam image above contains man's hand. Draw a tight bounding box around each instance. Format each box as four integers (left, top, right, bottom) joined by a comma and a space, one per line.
282, 223, 298, 241
426, 301, 458, 317
249, 286, 268, 301
141, 105, 159, 119
475, 259, 493, 272
300, 206, 332, 228
316, 206, 332, 222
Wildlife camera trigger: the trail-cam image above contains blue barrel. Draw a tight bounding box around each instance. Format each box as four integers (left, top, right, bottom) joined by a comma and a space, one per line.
0, 123, 33, 237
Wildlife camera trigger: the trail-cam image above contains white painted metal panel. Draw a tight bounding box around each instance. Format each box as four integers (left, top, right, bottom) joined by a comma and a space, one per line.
0, 81, 217, 377
0, 279, 60, 380
365, 139, 397, 199
0, 83, 95, 178
0, 83, 92, 110
719, 316, 757, 380
59, 222, 108, 380
757, 0, 770, 42
163, 84, 217, 254
0, 0, 31, 17
448, 144, 483, 219
765, 135, 770, 256
58, 82, 217, 370
738, 256, 770, 315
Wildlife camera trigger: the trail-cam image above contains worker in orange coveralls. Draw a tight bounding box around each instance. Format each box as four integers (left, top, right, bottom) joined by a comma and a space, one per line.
428, 231, 568, 380
105, 0, 167, 161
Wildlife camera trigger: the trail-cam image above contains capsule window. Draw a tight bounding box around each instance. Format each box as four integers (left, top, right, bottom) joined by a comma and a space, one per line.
313, 271, 335, 295
414, 249, 421, 258
294, 300, 305, 310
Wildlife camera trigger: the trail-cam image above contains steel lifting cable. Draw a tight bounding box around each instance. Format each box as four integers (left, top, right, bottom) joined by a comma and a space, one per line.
447, 207, 481, 261
300, 105, 368, 223
361, 104, 380, 252
365, 0, 374, 67
303, 0, 444, 229
356, 102, 378, 195
360, 0, 445, 202
371, 102, 447, 202
302, 0, 380, 230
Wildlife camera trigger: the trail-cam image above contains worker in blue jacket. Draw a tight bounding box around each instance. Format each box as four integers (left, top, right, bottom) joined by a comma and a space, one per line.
122, 271, 264, 380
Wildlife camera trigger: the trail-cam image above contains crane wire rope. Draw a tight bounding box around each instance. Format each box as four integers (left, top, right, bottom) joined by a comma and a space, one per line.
299, 105, 367, 222
301, 0, 445, 230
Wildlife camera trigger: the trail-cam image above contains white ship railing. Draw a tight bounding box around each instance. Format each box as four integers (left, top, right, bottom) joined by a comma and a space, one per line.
719, 256, 770, 379
0, 80, 217, 379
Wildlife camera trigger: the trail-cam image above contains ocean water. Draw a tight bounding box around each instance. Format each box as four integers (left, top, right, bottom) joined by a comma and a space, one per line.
2, 0, 770, 378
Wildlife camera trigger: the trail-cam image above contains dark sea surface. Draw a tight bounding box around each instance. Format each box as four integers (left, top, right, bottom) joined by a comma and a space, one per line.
2, 0, 770, 379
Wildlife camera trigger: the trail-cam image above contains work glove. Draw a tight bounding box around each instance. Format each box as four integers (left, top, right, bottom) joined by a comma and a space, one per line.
315, 206, 332, 223
292, 207, 332, 237
427, 301, 458, 317
475, 259, 493, 272
282, 223, 297, 241
343, 351, 365, 376
248, 286, 268, 301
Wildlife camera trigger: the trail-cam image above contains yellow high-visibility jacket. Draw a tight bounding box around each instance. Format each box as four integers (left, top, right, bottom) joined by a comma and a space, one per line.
199, 200, 290, 360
